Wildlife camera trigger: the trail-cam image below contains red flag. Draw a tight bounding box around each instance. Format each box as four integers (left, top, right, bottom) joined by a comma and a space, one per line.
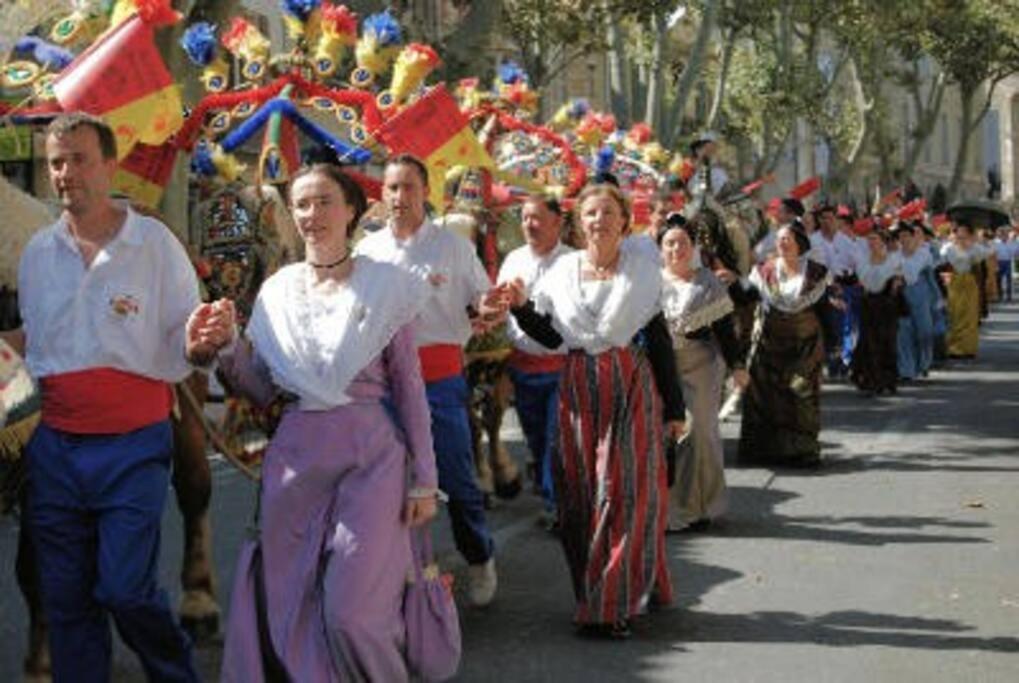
788, 176, 820, 200
373, 84, 493, 209
112, 142, 178, 208
897, 198, 927, 222
52, 14, 182, 160
741, 173, 775, 195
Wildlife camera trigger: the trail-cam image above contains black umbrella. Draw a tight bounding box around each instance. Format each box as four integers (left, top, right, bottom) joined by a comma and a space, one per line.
946, 199, 1011, 229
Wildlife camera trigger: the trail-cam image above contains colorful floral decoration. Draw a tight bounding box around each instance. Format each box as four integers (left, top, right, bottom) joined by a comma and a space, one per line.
181, 22, 230, 93
314, 2, 358, 77
280, 0, 322, 41
351, 10, 402, 88
221, 17, 271, 82
377, 42, 440, 111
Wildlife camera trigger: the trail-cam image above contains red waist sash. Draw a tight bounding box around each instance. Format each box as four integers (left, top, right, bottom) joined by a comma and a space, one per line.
41, 368, 173, 434
509, 349, 566, 374
418, 344, 464, 383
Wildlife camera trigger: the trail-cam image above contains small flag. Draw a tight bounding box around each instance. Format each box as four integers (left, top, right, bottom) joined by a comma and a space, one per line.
52, 13, 183, 160
788, 176, 820, 200
373, 84, 494, 209
897, 198, 927, 222
112, 141, 177, 208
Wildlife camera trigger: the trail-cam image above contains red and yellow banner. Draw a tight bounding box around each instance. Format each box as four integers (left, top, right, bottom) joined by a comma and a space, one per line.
52, 13, 183, 161
113, 141, 178, 208
374, 85, 493, 209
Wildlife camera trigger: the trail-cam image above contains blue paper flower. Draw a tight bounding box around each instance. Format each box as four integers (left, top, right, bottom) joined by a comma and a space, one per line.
190, 142, 217, 176
497, 60, 528, 86
363, 10, 402, 47
569, 98, 590, 119
281, 0, 321, 21
180, 23, 217, 67
595, 145, 615, 175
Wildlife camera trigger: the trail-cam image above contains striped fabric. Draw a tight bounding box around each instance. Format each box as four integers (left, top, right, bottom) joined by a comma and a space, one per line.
554, 346, 673, 625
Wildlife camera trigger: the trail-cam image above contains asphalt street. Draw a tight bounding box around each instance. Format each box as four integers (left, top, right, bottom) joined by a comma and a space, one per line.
1, 302, 1017, 682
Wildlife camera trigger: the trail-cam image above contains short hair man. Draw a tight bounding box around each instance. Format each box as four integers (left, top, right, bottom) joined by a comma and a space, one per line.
497, 195, 573, 525
355, 154, 507, 606
18, 113, 210, 682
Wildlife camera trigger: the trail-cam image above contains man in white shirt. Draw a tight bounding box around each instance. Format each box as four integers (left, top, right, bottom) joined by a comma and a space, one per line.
356, 154, 507, 606
15, 113, 207, 682
497, 195, 572, 526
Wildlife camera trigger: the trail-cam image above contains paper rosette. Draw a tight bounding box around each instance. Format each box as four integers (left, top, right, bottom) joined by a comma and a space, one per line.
378, 43, 440, 110
314, 2, 357, 77
221, 17, 270, 81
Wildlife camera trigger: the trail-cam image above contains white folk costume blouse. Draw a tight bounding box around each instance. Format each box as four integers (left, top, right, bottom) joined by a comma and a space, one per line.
900, 248, 934, 286
245, 258, 429, 411
746, 257, 830, 314
354, 220, 491, 348
497, 242, 573, 356
660, 268, 734, 349
858, 253, 904, 294
532, 248, 663, 355
939, 242, 989, 274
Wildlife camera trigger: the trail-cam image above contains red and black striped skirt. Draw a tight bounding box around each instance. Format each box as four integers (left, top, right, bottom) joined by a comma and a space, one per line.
554, 346, 673, 625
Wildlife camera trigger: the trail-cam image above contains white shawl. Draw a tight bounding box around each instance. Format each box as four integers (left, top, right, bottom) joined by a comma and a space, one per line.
246, 257, 429, 411
533, 248, 662, 354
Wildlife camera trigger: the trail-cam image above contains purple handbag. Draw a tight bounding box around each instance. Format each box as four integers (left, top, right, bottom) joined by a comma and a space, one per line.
404, 527, 462, 681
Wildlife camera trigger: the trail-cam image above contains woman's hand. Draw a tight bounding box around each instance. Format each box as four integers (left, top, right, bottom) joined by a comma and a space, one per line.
732, 368, 750, 390
185, 298, 236, 364
404, 496, 438, 527
665, 419, 687, 441
505, 277, 528, 308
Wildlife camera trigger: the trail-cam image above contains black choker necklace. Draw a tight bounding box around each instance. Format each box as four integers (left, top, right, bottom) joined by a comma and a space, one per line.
308, 251, 351, 269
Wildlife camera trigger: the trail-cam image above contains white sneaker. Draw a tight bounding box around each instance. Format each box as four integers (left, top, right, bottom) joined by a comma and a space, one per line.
467, 558, 497, 607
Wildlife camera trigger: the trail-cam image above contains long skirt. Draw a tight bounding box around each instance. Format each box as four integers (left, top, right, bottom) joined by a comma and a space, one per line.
947, 271, 980, 357
555, 346, 673, 625
222, 403, 413, 682
986, 254, 1000, 303
851, 290, 902, 393
668, 340, 728, 530
897, 278, 935, 379
739, 308, 823, 466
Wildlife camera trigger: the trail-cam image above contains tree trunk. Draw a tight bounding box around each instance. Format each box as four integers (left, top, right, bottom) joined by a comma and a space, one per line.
666, 0, 719, 144
947, 86, 977, 202
605, 3, 631, 125
901, 73, 946, 182
705, 28, 736, 130
437, 1, 502, 83
644, 10, 667, 131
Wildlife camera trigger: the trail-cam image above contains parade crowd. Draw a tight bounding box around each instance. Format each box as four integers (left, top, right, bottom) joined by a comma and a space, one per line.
4, 113, 1017, 682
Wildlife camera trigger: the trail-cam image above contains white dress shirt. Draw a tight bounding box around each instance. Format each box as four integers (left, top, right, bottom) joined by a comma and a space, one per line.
497, 242, 573, 355
355, 219, 491, 347
18, 207, 200, 382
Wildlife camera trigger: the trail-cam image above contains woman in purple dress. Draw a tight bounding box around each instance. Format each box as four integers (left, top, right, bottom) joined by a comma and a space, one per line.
188, 163, 438, 681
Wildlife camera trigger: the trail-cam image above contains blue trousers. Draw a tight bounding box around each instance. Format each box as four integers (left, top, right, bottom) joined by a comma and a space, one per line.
998, 261, 1013, 301
426, 375, 495, 565
26, 421, 198, 683
898, 279, 935, 379
508, 368, 560, 513
840, 284, 862, 369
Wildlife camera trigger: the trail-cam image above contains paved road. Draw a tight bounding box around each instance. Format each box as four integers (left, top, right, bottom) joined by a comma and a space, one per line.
2, 303, 1018, 682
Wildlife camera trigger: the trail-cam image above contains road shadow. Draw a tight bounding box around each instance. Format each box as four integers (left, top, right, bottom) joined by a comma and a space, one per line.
713, 485, 991, 547
637, 607, 1019, 653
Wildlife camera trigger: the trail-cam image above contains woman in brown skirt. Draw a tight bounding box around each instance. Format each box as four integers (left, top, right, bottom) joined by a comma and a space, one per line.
731, 224, 829, 467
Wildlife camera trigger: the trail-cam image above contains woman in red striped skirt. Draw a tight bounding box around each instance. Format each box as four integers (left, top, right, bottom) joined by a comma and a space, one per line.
504, 184, 686, 638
